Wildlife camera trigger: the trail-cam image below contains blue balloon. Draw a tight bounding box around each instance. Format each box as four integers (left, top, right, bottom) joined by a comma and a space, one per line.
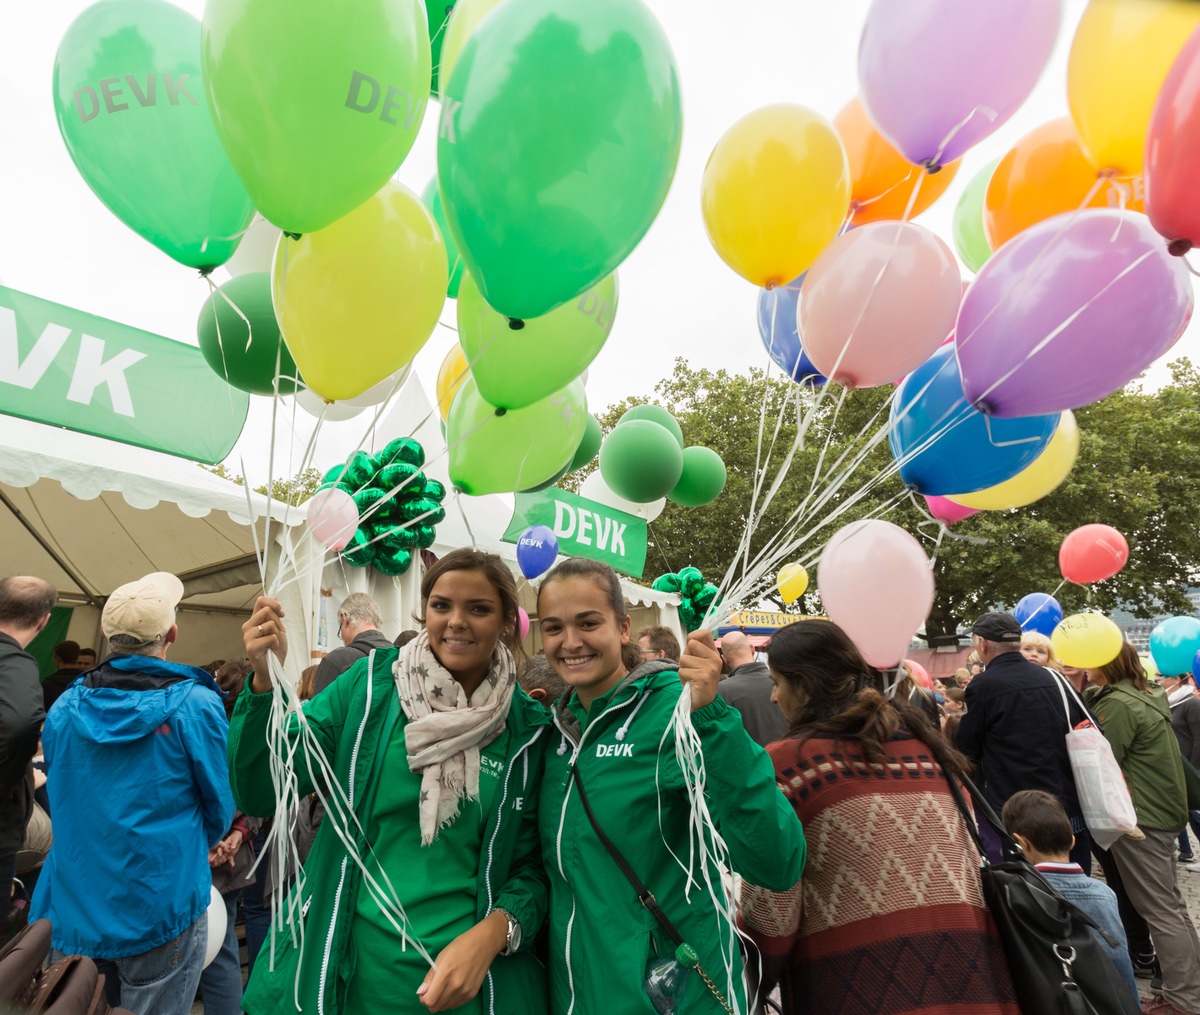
1013, 593, 1063, 636
516, 524, 558, 580
1150, 616, 1200, 677
756, 277, 825, 387
1192, 649, 1200, 683
889, 346, 1060, 495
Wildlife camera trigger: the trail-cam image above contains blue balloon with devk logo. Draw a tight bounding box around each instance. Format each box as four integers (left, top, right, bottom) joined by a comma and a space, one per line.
1150, 616, 1200, 677
516, 524, 559, 579
1014, 593, 1063, 636
756, 276, 825, 386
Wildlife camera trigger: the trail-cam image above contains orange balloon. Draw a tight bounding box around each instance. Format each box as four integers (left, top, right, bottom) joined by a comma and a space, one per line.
985, 118, 1146, 249
834, 97, 960, 225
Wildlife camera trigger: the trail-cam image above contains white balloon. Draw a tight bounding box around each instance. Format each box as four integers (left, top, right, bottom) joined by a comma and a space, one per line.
203, 886, 226, 969
293, 387, 366, 422
223, 215, 283, 277
342, 365, 412, 407
579, 472, 665, 521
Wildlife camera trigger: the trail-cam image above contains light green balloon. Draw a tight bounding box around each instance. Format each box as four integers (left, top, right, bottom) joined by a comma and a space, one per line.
437, 0, 682, 320
53, 0, 254, 271
458, 273, 618, 410
953, 158, 999, 274
420, 177, 464, 298
448, 377, 588, 495
202, 0, 431, 234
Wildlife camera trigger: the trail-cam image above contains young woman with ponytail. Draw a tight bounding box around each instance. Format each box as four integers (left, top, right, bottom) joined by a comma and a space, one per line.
741, 619, 1019, 1015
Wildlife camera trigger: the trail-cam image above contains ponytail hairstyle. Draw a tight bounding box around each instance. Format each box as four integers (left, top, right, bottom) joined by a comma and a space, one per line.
768, 619, 970, 779
537, 557, 641, 672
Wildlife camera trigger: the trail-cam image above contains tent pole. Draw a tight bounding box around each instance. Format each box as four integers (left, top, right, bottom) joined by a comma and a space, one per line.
0, 489, 103, 608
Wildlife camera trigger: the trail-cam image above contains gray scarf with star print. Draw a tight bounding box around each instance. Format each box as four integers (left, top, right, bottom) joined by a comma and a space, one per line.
394, 630, 516, 845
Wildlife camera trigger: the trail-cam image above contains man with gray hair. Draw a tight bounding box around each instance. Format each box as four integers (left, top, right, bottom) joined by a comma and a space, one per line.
312, 591, 391, 696
0, 575, 56, 913
30, 572, 233, 1015
717, 630, 788, 747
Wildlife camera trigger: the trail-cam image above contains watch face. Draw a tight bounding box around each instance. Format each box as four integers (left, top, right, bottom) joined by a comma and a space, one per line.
508, 919, 521, 953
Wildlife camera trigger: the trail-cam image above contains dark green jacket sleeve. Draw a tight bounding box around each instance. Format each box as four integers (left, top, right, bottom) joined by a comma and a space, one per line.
227, 671, 350, 818
491, 772, 548, 949
668, 695, 806, 891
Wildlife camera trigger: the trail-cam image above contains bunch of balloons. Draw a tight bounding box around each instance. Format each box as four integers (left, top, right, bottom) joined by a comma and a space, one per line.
317, 438, 446, 577
652, 567, 720, 633
599, 405, 727, 511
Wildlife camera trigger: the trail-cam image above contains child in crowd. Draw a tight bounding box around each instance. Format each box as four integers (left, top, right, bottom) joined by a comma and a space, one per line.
1001, 790, 1139, 1004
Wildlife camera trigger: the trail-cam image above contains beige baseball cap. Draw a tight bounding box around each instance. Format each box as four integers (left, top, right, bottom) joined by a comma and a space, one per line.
102, 572, 184, 644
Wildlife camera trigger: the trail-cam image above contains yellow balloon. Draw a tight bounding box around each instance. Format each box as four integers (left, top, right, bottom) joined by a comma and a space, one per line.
439, 0, 505, 94
948, 411, 1079, 511
1068, 0, 1200, 177
1052, 613, 1125, 669
702, 104, 850, 287
436, 344, 470, 422
778, 562, 809, 604
273, 181, 447, 401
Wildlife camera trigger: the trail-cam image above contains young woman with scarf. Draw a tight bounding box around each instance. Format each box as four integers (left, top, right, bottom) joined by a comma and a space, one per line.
229, 548, 551, 1014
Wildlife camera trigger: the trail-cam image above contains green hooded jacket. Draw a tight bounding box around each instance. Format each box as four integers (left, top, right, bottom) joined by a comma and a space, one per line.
1085, 679, 1188, 833
541, 661, 806, 1015
228, 646, 552, 1014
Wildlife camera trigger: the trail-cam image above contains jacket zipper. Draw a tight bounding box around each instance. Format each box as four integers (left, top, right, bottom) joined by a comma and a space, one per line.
317, 650, 377, 1014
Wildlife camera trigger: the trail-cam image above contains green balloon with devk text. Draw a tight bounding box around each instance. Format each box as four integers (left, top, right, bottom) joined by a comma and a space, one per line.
953, 159, 999, 274
448, 377, 588, 495
196, 273, 299, 395
458, 272, 618, 410
437, 0, 682, 319
202, 0, 430, 234
53, 0, 254, 271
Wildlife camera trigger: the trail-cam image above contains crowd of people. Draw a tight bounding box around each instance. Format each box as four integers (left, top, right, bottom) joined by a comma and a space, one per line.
1, 561, 1199, 1015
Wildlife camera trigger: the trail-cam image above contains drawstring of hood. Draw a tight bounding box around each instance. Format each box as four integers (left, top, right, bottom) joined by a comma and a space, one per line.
553, 659, 679, 747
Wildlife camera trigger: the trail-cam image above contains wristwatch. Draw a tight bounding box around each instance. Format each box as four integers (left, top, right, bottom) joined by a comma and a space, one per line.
495, 907, 521, 956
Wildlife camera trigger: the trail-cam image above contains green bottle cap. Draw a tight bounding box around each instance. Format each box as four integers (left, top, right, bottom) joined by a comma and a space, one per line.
674, 943, 699, 968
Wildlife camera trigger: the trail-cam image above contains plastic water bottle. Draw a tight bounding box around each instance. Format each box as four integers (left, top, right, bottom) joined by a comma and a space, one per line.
644, 944, 699, 1014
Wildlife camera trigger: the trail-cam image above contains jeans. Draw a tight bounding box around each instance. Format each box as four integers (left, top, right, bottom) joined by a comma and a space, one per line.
82, 916, 207, 1015
1177, 810, 1200, 857
241, 826, 271, 976
199, 891, 242, 1015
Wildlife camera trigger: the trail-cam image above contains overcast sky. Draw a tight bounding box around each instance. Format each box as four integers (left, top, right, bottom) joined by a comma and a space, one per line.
4, 0, 1194, 489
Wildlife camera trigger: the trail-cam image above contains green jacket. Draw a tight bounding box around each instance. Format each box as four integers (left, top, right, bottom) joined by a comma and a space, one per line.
1085, 679, 1188, 833
228, 646, 553, 1014
541, 661, 806, 1015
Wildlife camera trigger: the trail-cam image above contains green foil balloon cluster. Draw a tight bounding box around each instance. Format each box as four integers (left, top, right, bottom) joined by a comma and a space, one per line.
319, 438, 446, 577
651, 566, 721, 633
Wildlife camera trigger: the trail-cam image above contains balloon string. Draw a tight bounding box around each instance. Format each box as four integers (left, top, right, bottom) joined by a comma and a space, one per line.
901, 165, 926, 222
929, 104, 998, 169
1015, 579, 1068, 631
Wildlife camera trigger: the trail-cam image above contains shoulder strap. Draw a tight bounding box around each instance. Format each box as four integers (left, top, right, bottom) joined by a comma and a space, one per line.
570, 764, 686, 949
1053, 670, 1095, 723
1053, 671, 1073, 733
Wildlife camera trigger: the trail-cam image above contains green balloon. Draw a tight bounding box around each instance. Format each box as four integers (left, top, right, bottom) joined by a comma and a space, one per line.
459, 272, 618, 410
448, 377, 588, 495
569, 415, 603, 472
668, 447, 727, 508
380, 437, 426, 469
425, 0, 455, 95
421, 177, 465, 298
374, 545, 415, 576
196, 274, 300, 395
599, 420, 683, 503
953, 158, 999, 274
202, 0, 431, 234
437, 0, 682, 320
53, 0, 254, 271
618, 404, 683, 447
342, 528, 377, 567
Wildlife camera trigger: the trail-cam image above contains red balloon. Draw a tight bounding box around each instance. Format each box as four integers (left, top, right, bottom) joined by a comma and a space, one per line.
904, 658, 934, 691
1059, 524, 1129, 584
1147, 25, 1200, 255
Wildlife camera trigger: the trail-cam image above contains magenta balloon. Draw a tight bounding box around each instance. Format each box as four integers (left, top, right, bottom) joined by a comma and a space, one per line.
800, 222, 960, 389
858, 0, 1062, 168
307, 488, 359, 551
924, 495, 978, 525
956, 210, 1193, 417
517, 607, 530, 642
817, 519, 934, 669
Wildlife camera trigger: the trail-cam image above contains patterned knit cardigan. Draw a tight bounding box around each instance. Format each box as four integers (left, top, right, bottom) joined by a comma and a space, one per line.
742, 731, 1019, 1015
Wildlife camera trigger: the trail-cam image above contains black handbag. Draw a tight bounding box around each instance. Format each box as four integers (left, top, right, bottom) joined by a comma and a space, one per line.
943, 772, 1141, 1015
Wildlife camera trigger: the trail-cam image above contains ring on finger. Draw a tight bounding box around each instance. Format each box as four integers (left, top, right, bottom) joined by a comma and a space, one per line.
258, 624, 264, 637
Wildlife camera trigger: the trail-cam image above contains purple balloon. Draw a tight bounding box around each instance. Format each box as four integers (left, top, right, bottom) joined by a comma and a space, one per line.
956, 210, 1193, 418
858, 0, 1062, 168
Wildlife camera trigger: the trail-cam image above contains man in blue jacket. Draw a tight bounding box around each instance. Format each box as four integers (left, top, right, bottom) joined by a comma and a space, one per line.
32, 572, 234, 1015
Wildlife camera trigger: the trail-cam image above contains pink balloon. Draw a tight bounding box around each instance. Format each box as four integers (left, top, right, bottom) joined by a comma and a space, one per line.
924, 495, 978, 525
800, 222, 961, 389
818, 519, 935, 669
307, 488, 359, 551
904, 658, 933, 690
517, 607, 530, 642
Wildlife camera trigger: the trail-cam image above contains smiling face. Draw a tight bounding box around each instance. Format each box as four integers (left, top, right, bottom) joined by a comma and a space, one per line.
423, 568, 508, 696
538, 575, 631, 711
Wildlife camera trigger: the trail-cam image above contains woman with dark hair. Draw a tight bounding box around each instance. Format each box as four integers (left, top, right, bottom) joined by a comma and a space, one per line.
229, 548, 551, 1014
1086, 643, 1200, 1015
742, 619, 1018, 1015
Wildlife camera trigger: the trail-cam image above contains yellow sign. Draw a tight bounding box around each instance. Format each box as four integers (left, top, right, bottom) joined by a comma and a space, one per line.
720, 610, 816, 631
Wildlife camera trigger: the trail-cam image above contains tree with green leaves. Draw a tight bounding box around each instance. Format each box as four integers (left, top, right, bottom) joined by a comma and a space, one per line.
202, 463, 323, 507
